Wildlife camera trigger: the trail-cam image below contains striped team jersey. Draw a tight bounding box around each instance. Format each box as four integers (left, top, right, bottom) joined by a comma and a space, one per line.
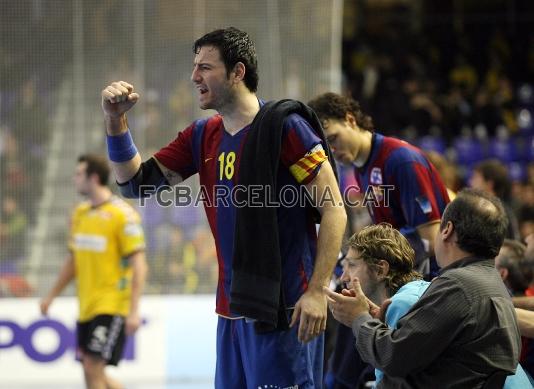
356, 133, 450, 230
69, 196, 145, 322
154, 113, 327, 317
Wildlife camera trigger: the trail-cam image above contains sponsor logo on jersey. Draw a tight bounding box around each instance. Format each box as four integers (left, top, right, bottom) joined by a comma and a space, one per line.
73, 234, 107, 252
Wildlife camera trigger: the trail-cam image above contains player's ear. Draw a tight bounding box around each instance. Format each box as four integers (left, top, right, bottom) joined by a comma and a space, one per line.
442, 221, 455, 241
376, 260, 390, 279
231, 62, 246, 85
89, 172, 100, 185
345, 112, 358, 129
498, 267, 508, 281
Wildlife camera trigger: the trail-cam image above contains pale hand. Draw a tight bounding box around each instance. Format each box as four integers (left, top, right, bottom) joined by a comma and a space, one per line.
323, 278, 370, 327
39, 297, 53, 316
101, 81, 139, 118
340, 287, 391, 321
290, 289, 327, 343
125, 312, 142, 336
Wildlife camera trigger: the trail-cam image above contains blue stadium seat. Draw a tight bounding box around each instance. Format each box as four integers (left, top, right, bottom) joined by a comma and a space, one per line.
453, 137, 485, 165
418, 135, 447, 154
507, 162, 527, 182
525, 136, 534, 162
488, 136, 520, 163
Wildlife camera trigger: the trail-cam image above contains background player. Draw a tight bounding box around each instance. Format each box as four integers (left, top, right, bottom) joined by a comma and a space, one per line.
40, 154, 147, 389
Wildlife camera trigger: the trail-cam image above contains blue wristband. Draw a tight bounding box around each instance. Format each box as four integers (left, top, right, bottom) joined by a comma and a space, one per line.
107, 129, 138, 162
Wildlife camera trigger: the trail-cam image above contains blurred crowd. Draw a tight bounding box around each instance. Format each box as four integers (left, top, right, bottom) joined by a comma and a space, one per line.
341, 7, 534, 242
1, 64, 55, 296
2, 1, 534, 299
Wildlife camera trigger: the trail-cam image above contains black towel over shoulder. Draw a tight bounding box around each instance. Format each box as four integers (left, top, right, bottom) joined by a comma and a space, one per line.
230, 99, 337, 332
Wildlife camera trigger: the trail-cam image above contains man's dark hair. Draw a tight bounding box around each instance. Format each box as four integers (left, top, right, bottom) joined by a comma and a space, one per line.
307, 92, 375, 132
497, 239, 532, 295
473, 159, 512, 201
194, 27, 259, 93
78, 154, 110, 186
441, 188, 508, 258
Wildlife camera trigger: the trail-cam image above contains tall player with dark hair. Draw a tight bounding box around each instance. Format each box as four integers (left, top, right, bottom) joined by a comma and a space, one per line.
101, 28, 347, 388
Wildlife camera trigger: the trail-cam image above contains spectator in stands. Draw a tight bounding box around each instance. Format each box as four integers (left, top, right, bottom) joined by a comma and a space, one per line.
425, 151, 460, 200
0, 193, 32, 298
496, 239, 532, 296
518, 205, 534, 242
336, 223, 430, 387
0, 194, 28, 273
496, 236, 534, 382
325, 189, 521, 388
9, 78, 49, 149
470, 159, 521, 240
510, 233, 534, 380
0, 130, 30, 200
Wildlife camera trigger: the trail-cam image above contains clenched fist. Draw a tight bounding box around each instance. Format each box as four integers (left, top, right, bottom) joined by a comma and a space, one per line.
101, 81, 140, 118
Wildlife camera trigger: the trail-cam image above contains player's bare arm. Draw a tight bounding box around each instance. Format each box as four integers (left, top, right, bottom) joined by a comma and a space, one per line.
516, 308, 534, 338
39, 253, 75, 315
290, 161, 347, 343
126, 250, 148, 335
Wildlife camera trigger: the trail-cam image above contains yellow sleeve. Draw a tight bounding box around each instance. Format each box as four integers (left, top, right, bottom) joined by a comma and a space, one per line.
117, 209, 146, 257
67, 207, 80, 252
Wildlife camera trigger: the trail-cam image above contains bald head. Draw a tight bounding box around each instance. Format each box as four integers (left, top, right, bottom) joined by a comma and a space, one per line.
440, 189, 508, 258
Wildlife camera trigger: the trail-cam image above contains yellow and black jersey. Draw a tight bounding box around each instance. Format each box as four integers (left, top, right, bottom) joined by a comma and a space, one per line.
69, 195, 145, 322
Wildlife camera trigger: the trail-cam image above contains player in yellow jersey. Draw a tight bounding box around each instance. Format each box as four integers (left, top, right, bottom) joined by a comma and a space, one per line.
40, 154, 147, 389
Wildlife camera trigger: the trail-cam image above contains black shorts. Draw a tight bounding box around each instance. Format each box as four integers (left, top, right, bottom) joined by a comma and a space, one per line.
77, 314, 126, 366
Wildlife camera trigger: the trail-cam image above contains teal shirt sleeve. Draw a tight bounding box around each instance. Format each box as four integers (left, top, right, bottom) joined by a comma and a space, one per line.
504, 364, 533, 389
374, 280, 430, 387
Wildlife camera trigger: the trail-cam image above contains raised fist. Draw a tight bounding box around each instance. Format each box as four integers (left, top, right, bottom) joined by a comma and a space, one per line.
101, 81, 140, 118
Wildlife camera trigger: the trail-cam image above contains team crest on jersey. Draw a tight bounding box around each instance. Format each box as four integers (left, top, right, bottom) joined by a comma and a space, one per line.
370, 167, 383, 185
416, 196, 432, 214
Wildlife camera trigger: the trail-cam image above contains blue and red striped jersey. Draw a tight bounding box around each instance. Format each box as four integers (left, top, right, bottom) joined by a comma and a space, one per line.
355, 133, 450, 230
154, 113, 326, 317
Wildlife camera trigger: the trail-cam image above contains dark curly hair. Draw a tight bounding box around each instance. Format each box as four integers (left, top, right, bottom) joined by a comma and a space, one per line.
308, 92, 375, 132
194, 27, 259, 92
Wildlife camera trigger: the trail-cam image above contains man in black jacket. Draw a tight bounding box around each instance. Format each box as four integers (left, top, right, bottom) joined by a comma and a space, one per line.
326, 189, 521, 388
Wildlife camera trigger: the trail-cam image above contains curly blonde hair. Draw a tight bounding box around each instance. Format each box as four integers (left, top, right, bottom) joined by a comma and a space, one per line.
348, 223, 422, 295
